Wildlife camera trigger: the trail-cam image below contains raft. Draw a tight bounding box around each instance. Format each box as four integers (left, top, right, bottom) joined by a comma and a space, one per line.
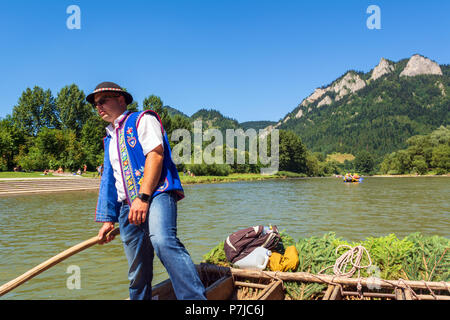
151, 263, 450, 300
343, 175, 362, 183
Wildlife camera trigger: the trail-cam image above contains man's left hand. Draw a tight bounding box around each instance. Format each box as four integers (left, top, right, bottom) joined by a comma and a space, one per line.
128, 198, 149, 225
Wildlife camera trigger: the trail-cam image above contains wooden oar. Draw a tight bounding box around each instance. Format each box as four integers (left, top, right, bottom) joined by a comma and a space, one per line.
0, 228, 120, 297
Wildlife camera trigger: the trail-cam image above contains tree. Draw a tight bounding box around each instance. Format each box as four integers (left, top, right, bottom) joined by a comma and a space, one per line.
56, 84, 92, 136
143, 95, 172, 135
127, 101, 139, 112
80, 115, 108, 168
354, 151, 375, 174
12, 86, 60, 136
143, 95, 163, 111
431, 144, 450, 171
278, 130, 308, 174
16, 127, 86, 171
0, 116, 27, 171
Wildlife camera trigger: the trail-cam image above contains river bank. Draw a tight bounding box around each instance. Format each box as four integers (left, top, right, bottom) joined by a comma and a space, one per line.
0, 172, 448, 195
179, 171, 306, 185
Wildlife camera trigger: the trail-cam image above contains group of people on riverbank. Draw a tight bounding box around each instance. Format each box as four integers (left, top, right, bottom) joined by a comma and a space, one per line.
41, 164, 94, 176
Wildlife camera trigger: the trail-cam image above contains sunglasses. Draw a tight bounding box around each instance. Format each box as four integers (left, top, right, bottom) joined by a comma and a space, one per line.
93, 94, 121, 107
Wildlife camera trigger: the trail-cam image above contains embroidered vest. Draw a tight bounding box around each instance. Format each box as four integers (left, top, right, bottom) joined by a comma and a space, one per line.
95, 110, 184, 222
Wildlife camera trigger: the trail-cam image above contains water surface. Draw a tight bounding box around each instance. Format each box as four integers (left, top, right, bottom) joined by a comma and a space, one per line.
0, 177, 448, 299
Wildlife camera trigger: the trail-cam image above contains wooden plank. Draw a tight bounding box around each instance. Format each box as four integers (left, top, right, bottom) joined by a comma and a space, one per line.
404, 288, 414, 300
152, 279, 176, 300
254, 282, 273, 300
330, 285, 342, 300
234, 281, 267, 289
257, 280, 284, 300
395, 288, 405, 300
342, 291, 395, 299
206, 276, 234, 300
322, 285, 335, 300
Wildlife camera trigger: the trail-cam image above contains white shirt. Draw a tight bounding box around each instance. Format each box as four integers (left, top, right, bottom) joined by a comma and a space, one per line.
105, 112, 164, 202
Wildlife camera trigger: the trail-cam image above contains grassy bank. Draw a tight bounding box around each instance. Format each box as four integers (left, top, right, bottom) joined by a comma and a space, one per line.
203, 232, 450, 300
179, 171, 307, 185
0, 171, 57, 178
0, 171, 100, 179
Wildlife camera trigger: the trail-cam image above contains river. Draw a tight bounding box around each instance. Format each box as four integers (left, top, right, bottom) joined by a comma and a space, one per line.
0, 176, 448, 299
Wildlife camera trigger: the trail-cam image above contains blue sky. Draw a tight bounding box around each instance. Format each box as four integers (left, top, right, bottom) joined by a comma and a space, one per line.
0, 0, 449, 122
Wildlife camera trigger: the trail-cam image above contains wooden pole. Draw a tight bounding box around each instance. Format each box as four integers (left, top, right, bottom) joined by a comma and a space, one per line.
0, 228, 120, 297
198, 264, 450, 292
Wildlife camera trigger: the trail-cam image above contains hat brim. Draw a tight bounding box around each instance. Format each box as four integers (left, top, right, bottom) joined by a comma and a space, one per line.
86, 89, 133, 106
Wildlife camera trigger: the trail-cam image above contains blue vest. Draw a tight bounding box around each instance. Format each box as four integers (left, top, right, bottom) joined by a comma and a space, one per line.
95, 110, 184, 222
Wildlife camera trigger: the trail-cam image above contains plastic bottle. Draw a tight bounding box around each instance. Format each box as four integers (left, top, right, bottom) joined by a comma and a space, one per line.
233, 247, 272, 270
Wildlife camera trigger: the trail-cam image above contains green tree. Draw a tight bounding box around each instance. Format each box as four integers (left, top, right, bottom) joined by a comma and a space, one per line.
55, 84, 92, 135
0, 116, 27, 171
431, 144, 450, 171
80, 115, 108, 168
127, 101, 139, 112
143, 96, 172, 134
12, 86, 60, 136
354, 151, 375, 174
143, 95, 163, 111
278, 130, 308, 174
16, 128, 86, 171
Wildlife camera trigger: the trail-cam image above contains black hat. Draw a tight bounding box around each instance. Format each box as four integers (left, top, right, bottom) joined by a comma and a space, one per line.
86, 81, 133, 105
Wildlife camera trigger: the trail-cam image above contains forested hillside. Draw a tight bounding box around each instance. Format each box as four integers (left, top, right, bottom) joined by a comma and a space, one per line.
275, 55, 450, 162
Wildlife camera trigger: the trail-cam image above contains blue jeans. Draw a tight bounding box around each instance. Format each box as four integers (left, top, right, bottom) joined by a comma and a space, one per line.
118, 191, 206, 300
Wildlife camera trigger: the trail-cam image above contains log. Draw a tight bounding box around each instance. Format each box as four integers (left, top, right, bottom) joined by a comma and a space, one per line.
257, 280, 284, 300
234, 281, 267, 289
395, 288, 405, 300
322, 285, 335, 300
0, 228, 120, 297
404, 288, 414, 300
199, 264, 450, 292
330, 285, 342, 300
342, 291, 450, 301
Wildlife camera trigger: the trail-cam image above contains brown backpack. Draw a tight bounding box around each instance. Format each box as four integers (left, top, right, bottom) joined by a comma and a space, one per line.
224, 225, 281, 264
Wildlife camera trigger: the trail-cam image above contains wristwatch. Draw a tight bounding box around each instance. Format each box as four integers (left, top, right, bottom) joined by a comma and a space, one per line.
137, 193, 150, 203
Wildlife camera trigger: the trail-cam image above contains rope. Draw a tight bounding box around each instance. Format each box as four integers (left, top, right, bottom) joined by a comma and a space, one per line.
319, 245, 372, 278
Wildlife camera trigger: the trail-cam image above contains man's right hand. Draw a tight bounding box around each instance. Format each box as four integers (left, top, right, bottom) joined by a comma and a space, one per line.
98, 222, 115, 244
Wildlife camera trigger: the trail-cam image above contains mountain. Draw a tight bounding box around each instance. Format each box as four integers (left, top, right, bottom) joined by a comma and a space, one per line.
270, 54, 449, 161
240, 121, 277, 131
190, 108, 241, 132
164, 106, 189, 119
163, 106, 275, 132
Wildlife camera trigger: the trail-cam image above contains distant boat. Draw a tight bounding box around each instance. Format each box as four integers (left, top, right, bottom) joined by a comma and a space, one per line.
343, 174, 363, 183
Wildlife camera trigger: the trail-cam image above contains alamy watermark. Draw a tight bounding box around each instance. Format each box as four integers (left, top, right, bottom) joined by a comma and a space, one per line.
170, 120, 280, 175
66, 5, 81, 30
66, 265, 81, 290
366, 5, 381, 30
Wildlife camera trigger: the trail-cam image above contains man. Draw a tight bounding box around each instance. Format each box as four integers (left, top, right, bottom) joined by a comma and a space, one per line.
87, 82, 206, 300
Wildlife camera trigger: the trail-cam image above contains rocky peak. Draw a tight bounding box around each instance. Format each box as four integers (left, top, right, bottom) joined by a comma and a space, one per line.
400, 54, 443, 77
330, 72, 366, 101
370, 58, 394, 81
300, 88, 327, 107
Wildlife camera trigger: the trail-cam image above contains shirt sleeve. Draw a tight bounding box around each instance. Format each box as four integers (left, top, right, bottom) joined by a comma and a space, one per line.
137, 114, 164, 156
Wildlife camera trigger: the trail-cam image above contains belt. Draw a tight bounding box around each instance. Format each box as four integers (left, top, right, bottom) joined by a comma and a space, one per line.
121, 199, 130, 206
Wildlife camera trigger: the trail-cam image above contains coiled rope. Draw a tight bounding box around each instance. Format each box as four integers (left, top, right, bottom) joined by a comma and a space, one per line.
319, 245, 372, 278
318, 244, 373, 298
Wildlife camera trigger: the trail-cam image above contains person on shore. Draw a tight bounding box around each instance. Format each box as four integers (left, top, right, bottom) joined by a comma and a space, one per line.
87, 82, 206, 300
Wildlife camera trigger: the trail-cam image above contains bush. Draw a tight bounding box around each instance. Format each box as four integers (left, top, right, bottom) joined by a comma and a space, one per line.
187, 163, 231, 176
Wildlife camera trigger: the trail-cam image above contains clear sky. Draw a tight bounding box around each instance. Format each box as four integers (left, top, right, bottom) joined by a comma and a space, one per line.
0, 0, 449, 122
